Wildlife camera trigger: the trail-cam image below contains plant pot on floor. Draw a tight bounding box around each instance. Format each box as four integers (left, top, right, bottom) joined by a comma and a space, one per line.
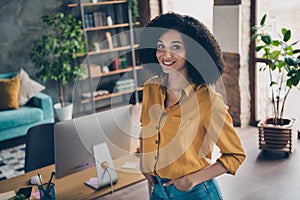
258, 118, 296, 154
53, 103, 73, 121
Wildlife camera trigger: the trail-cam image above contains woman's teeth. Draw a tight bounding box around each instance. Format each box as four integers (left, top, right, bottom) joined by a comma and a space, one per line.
163, 61, 175, 66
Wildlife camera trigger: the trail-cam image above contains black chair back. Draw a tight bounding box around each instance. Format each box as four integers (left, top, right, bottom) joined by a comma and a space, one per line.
25, 123, 55, 172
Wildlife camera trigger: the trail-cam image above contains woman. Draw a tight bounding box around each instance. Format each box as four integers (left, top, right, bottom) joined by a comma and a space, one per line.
138, 12, 245, 199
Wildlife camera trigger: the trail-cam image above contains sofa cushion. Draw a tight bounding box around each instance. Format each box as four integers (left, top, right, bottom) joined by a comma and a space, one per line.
0, 72, 17, 79
0, 77, 20, 110
0, 106, 43, 130
18, 68, 45, 106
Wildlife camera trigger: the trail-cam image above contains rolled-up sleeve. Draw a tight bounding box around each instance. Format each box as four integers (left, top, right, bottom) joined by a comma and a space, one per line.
216, 112, 246, 175
204, 93, 246, 175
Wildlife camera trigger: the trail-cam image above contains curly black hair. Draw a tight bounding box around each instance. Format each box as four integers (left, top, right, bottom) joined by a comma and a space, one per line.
138, 12, 225, 85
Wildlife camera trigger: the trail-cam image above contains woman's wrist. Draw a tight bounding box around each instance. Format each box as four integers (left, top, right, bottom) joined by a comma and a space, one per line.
187, 162, 228, 186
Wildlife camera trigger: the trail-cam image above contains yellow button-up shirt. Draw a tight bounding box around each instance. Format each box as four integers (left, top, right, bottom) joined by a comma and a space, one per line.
139, 77, 245, 179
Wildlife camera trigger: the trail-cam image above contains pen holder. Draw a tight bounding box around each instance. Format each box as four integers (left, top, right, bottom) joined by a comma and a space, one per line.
38, 183, 56, 200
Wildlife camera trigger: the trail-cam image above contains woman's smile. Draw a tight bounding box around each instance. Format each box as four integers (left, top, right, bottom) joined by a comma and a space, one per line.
156, 30, 187, 76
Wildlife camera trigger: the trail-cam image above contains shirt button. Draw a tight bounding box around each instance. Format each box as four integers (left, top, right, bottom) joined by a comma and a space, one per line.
154, 156, 157, 160
155, 126, 159, 131
155, 140, 158, 144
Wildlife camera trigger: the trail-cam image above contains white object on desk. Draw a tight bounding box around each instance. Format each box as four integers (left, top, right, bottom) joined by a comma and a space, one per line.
122, 162, 138, 169
85, 142, 118, 190
30, 175, 41, 185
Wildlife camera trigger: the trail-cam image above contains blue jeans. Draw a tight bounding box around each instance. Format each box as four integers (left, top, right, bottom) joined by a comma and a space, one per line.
150, 176, 223, 200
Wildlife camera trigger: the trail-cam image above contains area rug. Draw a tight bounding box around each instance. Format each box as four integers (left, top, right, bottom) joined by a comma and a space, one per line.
0, 144, 25, 181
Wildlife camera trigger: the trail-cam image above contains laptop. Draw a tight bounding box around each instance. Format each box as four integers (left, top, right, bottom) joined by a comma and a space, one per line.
84, 142, 118, 189
54, 105, 132, 178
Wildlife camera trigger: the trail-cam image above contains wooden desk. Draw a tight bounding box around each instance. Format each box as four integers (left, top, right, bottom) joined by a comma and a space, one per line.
0, 154, 146, 200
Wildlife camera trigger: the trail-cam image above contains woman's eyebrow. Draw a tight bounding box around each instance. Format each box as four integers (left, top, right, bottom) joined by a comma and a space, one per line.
156, 40, 183, 44
171, 41, 183, 44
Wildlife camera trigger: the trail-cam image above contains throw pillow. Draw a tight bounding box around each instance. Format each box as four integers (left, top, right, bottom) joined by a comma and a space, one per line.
0, 77, 20, 110
18, 68, 45, 106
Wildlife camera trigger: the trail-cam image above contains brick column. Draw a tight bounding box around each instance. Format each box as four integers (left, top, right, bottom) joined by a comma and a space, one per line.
213, 0, 251, 127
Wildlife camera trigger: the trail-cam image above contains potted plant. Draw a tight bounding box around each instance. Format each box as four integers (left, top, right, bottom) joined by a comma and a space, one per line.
30, 13, 86, 121
251, 14, 300, 154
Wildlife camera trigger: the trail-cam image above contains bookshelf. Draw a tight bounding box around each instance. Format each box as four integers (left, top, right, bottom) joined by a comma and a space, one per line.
69, 0, 145, 114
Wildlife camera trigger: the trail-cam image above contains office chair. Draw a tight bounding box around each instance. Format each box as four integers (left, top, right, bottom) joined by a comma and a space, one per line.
24, 123, 55, 172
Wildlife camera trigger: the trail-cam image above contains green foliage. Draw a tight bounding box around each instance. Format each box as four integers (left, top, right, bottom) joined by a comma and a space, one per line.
15, 194, 26, 200
30, 13, 86, 106
251, 14, 300, 123
128, 0, 139, 23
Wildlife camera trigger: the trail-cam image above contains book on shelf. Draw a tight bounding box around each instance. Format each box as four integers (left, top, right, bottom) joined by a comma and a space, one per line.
93, 11, 104, 27
114, 3, 125, 24
115, 79, 135, 92
81, 90, 110, 99
118, 32, 129, 46
84, 13, 94, 28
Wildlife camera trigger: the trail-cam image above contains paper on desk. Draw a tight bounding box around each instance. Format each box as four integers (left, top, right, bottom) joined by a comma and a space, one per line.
32, 191, 40, 199
0, 190, 16, 199
87, 177, 98, 185
122, 162, 138, 169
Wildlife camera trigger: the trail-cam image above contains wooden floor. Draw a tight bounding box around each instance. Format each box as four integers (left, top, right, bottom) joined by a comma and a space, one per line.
218, 126, 300, 200
100, 125, 300, 200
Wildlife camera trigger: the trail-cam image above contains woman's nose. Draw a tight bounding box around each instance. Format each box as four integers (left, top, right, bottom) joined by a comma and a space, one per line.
162, 50, 173, 58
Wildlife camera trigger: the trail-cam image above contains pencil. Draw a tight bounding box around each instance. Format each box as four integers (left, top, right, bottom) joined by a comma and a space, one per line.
46, 171, 55, 189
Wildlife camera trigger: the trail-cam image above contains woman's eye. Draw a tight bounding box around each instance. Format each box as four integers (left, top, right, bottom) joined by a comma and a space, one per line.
157, 44, 165, 49
172, 44, 182, 50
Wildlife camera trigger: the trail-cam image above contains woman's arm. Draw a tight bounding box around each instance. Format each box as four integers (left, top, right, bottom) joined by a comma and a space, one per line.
163, 161, 227, 191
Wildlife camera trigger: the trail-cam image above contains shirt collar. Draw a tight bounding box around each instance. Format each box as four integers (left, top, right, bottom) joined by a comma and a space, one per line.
159, 74, 196, 97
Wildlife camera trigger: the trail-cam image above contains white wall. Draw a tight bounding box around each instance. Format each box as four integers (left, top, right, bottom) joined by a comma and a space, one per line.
213, 5, 241, 53
161, 0, 214, 32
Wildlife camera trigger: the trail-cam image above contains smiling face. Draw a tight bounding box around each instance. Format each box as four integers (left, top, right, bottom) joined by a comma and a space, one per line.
156, 30, 188, 78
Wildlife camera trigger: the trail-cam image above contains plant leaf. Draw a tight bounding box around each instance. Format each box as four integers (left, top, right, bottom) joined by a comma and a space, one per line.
269, 81, 277, 86
262, 35, 271, 45
250, 33, 259, 41
260, 14, 267, 26
271, 40, 280, 46
270, 50, 280, 60
285, 57, 300, 66
293, 49, 300, 54
255, 46, 264, 52
251, 26, 259, 31
283, 30, 291, 42
287, 75, 300, 86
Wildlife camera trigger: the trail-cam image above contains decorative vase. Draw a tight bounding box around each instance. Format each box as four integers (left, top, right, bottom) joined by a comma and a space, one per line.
53, 103, 73, 121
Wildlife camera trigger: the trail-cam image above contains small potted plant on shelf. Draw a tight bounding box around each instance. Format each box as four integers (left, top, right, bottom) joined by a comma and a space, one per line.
251, 14, 300, 155
30, 12, 86, 121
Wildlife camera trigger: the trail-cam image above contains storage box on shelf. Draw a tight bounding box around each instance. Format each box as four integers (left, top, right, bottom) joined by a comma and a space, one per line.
68, 0, 145, 114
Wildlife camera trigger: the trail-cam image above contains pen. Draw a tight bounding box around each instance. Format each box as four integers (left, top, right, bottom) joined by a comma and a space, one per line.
46, 171, 55, 189
38, 173, 43, 189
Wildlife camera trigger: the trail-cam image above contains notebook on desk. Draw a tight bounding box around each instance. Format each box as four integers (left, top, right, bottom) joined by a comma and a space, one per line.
84, 142, 118, 189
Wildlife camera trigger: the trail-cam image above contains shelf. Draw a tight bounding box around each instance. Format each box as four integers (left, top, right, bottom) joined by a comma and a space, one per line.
85, 22, 140, 32
80, 65, 142, 80
85, 23, 130, 31
101, 66, 142, 77
81, 86, 143, 103
88, 44, 139, 55
68, 0, 127, 8
70, 0, 142, 113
